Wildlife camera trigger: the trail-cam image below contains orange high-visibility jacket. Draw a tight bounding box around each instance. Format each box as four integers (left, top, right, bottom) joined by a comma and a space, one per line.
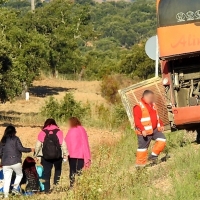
135, 101, 161, 135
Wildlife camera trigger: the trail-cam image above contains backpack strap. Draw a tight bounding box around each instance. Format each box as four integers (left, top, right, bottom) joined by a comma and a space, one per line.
43, 129, 60, 147
52, 129, 60, 135
43, 129, 50, 136
43, 129, 59, 136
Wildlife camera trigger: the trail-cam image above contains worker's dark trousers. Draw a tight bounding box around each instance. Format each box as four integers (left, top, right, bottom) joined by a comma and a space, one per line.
136, 129, 166, 166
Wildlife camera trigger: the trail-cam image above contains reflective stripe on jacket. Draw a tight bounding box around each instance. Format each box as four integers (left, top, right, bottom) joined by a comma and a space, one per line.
135, 101, 161, 135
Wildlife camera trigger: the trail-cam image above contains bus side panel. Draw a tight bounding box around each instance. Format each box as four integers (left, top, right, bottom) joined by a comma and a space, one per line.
158, 24, 200, 59
173, 106, 200, 125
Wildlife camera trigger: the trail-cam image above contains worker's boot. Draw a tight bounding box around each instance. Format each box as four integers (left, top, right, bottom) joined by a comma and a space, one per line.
148, 154, 158, 165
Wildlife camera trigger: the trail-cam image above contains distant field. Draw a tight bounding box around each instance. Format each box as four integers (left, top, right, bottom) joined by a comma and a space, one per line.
0, 78, 106, 115
0, 77, 115, 147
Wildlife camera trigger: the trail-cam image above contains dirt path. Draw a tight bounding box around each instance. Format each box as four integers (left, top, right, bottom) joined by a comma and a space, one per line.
0, 126, 120, 152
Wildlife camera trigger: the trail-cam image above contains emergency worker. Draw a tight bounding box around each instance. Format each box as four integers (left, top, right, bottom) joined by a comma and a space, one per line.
133, 90, 166, 166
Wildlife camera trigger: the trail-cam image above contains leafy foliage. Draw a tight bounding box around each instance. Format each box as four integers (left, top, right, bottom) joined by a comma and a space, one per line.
101, 74, 135, 104
0, 0, 156, 101
41, 93, 90, 122
0, 0, 94, 101
81, 0, 156, 79
0, 9, 48, 101
119, 43, 155, 79
0, 0, 7, 4
90, 1, 156, 47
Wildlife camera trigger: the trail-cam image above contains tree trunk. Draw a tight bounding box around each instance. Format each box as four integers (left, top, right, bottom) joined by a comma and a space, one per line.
78, 67, 86, 81
31, 0, 35, 12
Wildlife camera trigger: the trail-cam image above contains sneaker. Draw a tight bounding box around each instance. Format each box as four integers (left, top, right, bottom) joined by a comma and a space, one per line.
12, 188, 21, 195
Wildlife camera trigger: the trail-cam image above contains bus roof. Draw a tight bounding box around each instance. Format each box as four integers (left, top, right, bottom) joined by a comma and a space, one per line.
157, 0, 200, 27
157, 0, 200, 59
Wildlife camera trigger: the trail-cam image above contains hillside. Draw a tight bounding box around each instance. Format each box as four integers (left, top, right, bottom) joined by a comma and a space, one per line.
0, 82, 198, 200
0, 0, 156, 101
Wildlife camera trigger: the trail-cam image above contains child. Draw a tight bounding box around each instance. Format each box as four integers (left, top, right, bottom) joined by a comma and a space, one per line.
22, 157, 40, 193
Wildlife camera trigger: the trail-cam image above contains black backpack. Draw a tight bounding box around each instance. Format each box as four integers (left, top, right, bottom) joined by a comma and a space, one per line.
42, 129, 62, 160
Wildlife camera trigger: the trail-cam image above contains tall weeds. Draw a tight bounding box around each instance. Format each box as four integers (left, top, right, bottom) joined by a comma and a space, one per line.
41, 93, 129, 130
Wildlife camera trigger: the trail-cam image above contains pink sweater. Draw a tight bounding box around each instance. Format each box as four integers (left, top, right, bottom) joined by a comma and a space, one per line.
38, 125, 63, 145
65, 126, 91, 167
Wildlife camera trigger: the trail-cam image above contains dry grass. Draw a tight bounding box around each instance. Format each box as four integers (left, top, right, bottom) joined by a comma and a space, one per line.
0, 78, 106, 116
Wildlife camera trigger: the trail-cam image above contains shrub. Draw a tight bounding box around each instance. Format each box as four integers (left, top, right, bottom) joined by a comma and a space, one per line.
101, 75, 120, 104
41, 93, 90, 123
113, 104, 128, 126
41, 93, 129, 129
101, 74, 137, 104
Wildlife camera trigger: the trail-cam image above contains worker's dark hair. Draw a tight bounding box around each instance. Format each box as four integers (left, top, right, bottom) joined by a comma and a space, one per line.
142, 90, 154, 97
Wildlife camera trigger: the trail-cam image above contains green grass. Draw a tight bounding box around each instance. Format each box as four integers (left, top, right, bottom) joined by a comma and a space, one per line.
0, 112, 197, 200
61, 130, 200, 200
7, 129, 200, 200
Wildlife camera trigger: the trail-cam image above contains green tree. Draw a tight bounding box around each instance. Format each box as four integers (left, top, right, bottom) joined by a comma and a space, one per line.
0, 0, 7, 4
22, 0, 95, 75
0, 9, 49, 101
0, 0, 156, 101
119, 43, 155, 79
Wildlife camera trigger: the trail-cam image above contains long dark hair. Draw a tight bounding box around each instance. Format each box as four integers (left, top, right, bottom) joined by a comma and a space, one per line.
1, 125, 16, 144
43, 118, 58, 129
22, 157, 38, 179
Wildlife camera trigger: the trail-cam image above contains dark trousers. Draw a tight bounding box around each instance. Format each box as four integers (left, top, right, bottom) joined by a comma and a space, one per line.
137, 129, 166, 149
136, 129, 166, 165
41, 157, 62, 192
68, 157, 84, 187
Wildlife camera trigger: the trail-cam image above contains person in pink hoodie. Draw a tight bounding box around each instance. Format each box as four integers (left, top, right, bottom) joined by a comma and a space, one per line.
34, 118, 67, 193
65, 117, 91, 187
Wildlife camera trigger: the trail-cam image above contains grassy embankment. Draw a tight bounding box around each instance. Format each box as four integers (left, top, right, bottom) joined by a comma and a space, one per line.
62, 130, 200, 200
6, 128, 200, 200
1, 80, 200, 200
